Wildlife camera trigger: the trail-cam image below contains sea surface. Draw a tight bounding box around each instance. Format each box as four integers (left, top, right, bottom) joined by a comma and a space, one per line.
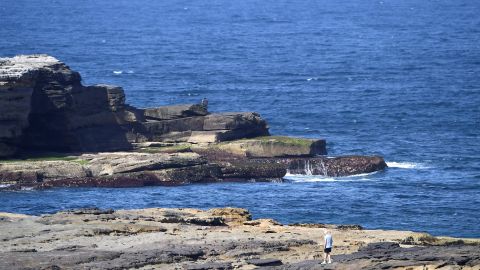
1, 0, 479, 237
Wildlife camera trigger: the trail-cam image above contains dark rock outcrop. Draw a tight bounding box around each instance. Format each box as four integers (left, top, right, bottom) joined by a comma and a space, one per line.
0, 55, 146, 155
258, 156, 387, 177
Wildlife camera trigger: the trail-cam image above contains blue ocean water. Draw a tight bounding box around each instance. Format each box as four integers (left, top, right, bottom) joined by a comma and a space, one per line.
1, 0, 479, 237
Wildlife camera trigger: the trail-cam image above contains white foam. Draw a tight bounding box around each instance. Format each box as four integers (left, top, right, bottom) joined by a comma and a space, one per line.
284, 174, 336, 182
284, 173, 375, 183
113, 70, 123, 75
342, 171, 379, 178
0, 184, 12, 188
386, 162, 429, 169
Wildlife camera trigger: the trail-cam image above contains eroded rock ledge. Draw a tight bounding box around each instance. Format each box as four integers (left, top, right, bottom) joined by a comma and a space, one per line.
0, 208, 478, 270
0, 55, 387, 188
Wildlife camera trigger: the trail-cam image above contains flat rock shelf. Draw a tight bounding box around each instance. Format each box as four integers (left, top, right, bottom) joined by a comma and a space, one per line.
0, 208, 478, 269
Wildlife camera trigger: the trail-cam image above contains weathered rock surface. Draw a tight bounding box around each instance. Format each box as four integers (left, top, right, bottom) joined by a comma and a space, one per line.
192, 136, 327, 158
0, 151, 287, 189
84, 152, 205, 176
0, 208, 478, 270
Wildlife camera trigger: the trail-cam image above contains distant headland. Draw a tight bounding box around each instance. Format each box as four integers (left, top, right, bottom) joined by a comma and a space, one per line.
0, 55, 386, 189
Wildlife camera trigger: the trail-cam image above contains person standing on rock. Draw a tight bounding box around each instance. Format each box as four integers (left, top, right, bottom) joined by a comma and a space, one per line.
201, 97, 208, 110
321, 229, 333, 264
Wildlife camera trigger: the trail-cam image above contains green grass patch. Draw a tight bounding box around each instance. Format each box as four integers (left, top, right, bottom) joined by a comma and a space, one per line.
71, 159, 90, 165
0, 155, 89, 165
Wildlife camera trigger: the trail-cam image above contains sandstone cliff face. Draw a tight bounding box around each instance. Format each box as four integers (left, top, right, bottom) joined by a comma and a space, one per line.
0, 55, 49, 157
0, 55, 146, 156
0, 55, 269, 157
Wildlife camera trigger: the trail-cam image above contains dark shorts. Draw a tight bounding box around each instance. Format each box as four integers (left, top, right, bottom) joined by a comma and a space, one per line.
324, 247, 332, 253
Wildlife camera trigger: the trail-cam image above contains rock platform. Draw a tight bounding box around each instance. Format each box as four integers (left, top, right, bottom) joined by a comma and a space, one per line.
0, 208, 478, 269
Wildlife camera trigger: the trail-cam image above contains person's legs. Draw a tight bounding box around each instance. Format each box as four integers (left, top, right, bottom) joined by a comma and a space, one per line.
322, 251, 327, 264
327, 251, 332, 263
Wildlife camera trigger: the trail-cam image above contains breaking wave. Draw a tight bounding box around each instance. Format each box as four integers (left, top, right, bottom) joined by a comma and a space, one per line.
284, 172, 377, 183
386, 162, 429, 169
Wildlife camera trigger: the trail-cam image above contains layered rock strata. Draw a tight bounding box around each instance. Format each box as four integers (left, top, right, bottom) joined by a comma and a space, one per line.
0, 54, 269, 157
0, 152, 286, 189
0, 208, 478, 270
0, 55, 145, 154
0, 54, 388, 188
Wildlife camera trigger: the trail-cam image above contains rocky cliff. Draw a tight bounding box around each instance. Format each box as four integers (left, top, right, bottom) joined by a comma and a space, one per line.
0, 54, 269, 157
0, 55, 143, 155
0, 54, 387, 188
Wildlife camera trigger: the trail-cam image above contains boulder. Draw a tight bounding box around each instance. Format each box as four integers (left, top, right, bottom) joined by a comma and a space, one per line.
144, 104, 207, 120
208, 208, 252, 224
